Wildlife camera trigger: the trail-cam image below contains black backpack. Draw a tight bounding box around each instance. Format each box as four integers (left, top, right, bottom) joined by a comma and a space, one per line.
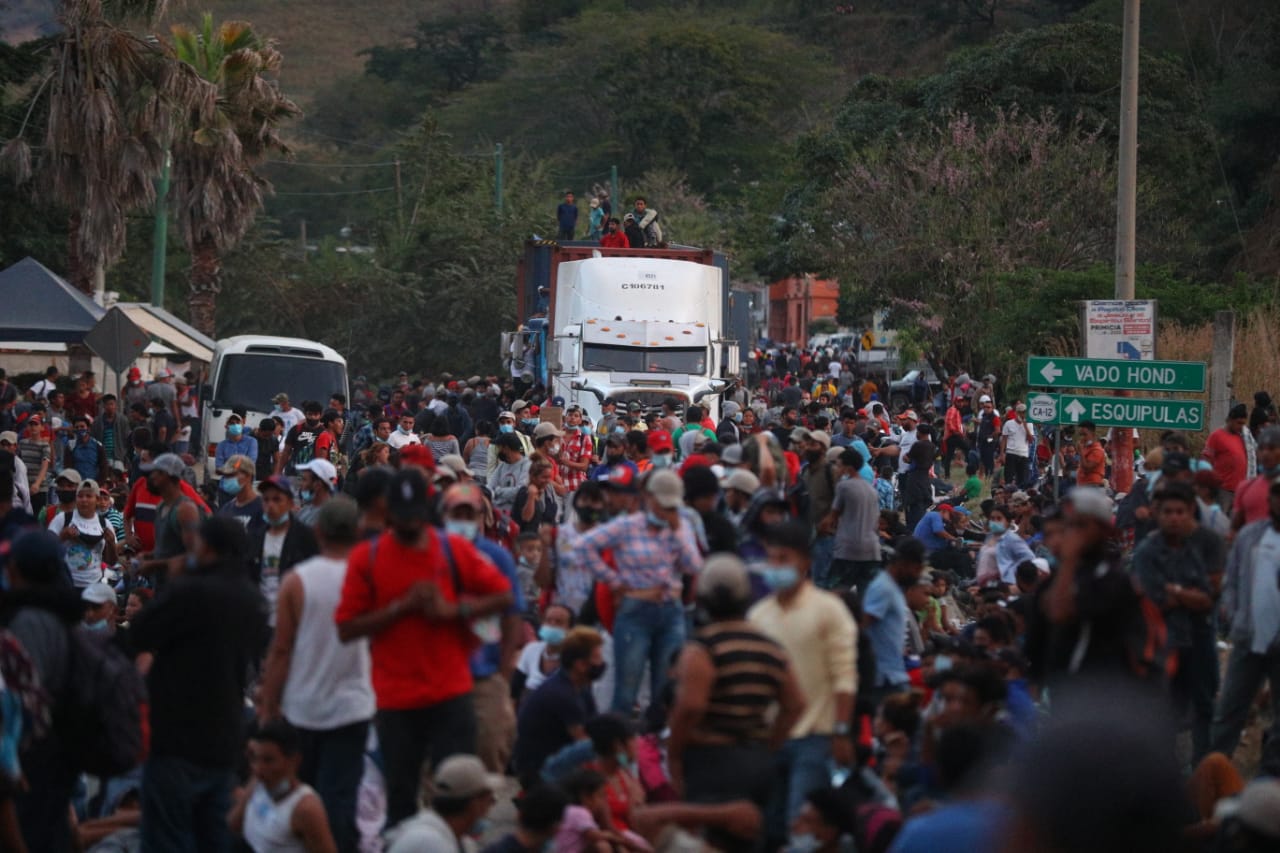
58, 627, 147, 777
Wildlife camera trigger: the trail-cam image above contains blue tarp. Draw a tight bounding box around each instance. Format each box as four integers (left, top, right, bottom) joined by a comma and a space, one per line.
0, 257, 105, 343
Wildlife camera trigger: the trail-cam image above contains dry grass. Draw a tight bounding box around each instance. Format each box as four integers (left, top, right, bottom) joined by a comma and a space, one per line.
1157, 305, 1280, 453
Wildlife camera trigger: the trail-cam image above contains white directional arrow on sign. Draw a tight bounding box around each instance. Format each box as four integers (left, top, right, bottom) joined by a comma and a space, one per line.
1039, 360, 1064, 384
1065, 399, 1087, 423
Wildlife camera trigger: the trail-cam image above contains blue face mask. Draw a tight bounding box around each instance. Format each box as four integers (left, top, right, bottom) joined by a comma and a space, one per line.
499, 424, 514, 434
397, 424, 411, 435
263, 512, 289, 527
538, 625, 566, 645
733, 412, 743, 423
652, 453, 673, 469
227, 425, 243, 439
580, 425, 592, 435
988, 521, 1006, 535
445, 519, 479, 541
220, 477, 243, 496
616, 751, 636, 772
645, 510, 668, 529
761, 565, 799, 592
84, 619, 109, 633
299, 489, 314, 504
786, 834, 820, 853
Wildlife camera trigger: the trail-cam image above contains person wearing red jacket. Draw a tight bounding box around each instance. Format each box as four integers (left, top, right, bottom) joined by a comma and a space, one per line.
599, 218, 629, 249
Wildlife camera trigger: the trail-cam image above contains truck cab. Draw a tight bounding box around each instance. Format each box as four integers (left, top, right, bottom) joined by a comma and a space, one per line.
503, 241, 738, 423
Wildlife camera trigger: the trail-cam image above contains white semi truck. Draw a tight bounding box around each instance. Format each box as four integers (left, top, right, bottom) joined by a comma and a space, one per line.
502, 241, 738, 424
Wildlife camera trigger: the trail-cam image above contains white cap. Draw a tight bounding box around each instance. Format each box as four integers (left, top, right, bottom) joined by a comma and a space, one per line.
296, 458, 338, 488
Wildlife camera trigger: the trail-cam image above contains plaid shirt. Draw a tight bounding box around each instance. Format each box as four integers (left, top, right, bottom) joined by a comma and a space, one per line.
573, 511, 703, 599
560, 430, 594, 491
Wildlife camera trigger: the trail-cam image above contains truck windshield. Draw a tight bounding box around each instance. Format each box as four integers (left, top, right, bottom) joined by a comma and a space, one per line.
213, 354, 348, 413
583, 344, 706, 375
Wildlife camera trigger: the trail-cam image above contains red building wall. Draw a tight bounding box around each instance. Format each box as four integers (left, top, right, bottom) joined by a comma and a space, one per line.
767, 275, 839, 348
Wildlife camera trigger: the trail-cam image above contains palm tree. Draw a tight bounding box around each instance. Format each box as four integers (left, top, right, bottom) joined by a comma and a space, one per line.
1, 0, 213, 295
169, 15, 300, 336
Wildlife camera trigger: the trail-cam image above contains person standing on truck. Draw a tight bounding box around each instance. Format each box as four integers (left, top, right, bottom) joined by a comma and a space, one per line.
632, 197, 662, 247
557, 191, 579, 241
587, 197, 604, 240
599, 217, 629, 248
623, 213, 645, 249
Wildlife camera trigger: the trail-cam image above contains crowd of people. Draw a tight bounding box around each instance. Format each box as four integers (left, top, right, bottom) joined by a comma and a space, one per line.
0, 344, 1278, 853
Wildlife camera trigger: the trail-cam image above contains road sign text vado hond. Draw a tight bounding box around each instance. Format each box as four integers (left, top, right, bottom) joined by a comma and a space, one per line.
1027, 356, 1205, 393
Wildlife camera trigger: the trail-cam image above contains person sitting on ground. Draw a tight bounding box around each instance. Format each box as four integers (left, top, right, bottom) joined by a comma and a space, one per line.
479, 784, 569, 853
228, 719, 336, 853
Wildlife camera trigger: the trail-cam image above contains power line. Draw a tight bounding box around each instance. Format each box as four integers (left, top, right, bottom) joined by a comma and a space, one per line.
265, 159, 397, 168
289, 128, 389, 150
273, 186, 396, 197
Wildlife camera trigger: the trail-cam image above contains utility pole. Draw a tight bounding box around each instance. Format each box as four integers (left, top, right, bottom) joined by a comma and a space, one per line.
494, 143, 504, 216
1111, 0, 1140, 494
394, 157, 404, 236
610, 165, 619, 222
150, 151, 171, 307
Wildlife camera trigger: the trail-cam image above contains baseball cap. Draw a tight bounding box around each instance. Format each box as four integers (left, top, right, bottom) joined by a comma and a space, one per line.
604, 432, 626, 447
789, 427, 812, 444
387, 469, 431, 521
1015, 402, 1027, 412
721, 444, 744, 465
596, 464, 638, 492
438, 454, 474, 479
511, 399, 529, 412
127, 367, 141, 379
272, 392, 289, 404
433, 754, 503, 800
78, 478, 100, 494
257, 474, 294, 496
443, 481, 486, 510
808, 430, 831, 449
399, 443, 436, 470
220, 454, 255, 477
947, 504, 971, 516
156, 368, 173, 379
297, 459, 338, 489
0, 431, 16, 445
54, 468, 84, 486
1068, 487, 1113, 524
723, 469, 761, 495
979, 395, 992, 404
627, 400, 643, 413
533, 422, 563, 440
498, 410, 516, 421
81, 582, 116, 605
647, 430, 674, 454
603, 397, 618, 407
900, 410, 919, 422
139, 453, 185, 478
646, 469, 684, 509
699, 554, 751, 602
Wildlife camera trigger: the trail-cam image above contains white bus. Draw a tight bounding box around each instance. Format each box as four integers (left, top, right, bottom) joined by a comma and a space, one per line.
202, 335, 348, 479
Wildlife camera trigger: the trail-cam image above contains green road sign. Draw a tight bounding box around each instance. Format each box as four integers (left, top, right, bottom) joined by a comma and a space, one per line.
1059, 395, 1205, 431
1027, 393, 1205, 431
1027, 356, 1206, 392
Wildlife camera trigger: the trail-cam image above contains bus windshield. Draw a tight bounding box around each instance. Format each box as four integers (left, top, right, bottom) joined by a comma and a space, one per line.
583, 345, 706, 375
213, 354, 347, 413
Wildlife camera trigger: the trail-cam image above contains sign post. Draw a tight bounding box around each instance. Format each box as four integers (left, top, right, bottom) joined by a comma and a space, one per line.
1026, 356, 1205, 393
1024, 392, 1204, 432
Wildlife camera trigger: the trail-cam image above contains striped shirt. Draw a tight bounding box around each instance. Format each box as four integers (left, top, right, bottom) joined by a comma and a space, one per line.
559, 430, 594, 492
693, 621, 790, 742
573, 511, 702, 598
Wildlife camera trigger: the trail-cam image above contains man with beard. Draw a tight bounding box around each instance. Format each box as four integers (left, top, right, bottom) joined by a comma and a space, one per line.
335, 468, 514, 831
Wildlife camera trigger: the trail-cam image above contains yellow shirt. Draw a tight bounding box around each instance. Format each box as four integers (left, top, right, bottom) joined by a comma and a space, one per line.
749, 582, 857, 738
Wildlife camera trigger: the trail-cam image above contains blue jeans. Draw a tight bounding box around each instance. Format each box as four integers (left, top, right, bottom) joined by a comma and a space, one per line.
611, 598, 685, 714
810, 534, 835, 590
296, 719, 370, 853
140, 755, 233, 853
766, 735, 833, 844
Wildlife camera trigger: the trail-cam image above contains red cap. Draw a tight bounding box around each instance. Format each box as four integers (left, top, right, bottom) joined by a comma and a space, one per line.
399, 443, 436, 470
646, 430, 674, 454
127, 367, 141, 379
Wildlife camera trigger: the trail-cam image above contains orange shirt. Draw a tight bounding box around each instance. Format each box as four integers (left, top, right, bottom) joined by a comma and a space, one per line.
1077, 441, 1107, 486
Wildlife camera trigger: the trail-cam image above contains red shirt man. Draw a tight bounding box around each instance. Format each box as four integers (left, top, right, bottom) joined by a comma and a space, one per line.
1233, 426, 1279, 529
1203, 405, 1250, 498
334, 468, 513, 827
599, 220, 629, 248
1076, 421, 1107, 487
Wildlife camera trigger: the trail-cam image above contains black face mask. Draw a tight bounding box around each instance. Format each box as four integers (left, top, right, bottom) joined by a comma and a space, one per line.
57, 489, 78, 504
587, 661, 608, 682
576, 506, 604, 525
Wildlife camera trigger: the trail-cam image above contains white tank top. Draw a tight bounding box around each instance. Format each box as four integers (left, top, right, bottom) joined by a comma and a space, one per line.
281, 555, 376, 729
243, 781, 314, 853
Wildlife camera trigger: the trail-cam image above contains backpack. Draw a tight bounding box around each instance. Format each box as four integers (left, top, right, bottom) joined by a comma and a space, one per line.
58, 628, 148, 778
